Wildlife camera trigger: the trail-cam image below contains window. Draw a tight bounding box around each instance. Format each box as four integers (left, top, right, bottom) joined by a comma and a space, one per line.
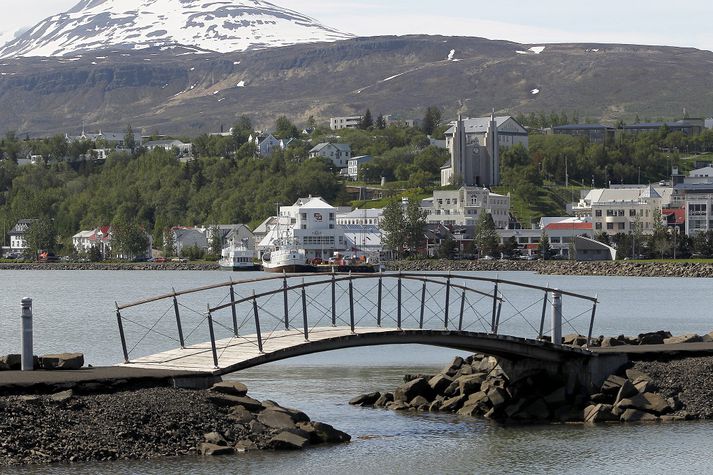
606, 209, 614, 217
618, 223, 625, 230
595, 210, 602, 217
301, 213, 307, 219
595, 223, 602, 230
629, 209, 636, 217
329, 213, 335, 220
607, 223, 614, 230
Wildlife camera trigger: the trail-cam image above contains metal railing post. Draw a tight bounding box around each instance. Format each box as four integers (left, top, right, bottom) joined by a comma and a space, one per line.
490, 282, 499, 333
172, 289, 185, 348
444, 276, 451, 329
253, 291, 263, 353
21, 298, 33, 371
397, 272, 402, 329
587, 295, 598, 347
349, 272, 355, 333
301, 279, 309, 341
206, 306, 219, 369
551, 290, 562, 345
376, 273, 383, 327
283, 272, 289, 330
115, 302, 129, 363
458, 288, 466, 331
538, 288, 548, 339
331, 272, 337, 327
419, 280, 426, 329
229, 281, 239, 337
495, 300, 502, 334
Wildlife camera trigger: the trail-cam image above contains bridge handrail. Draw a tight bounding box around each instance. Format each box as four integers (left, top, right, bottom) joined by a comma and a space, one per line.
116, 271, 597, 312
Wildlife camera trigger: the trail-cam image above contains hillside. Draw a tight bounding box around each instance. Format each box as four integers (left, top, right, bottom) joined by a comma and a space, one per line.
1, 35, 713, 135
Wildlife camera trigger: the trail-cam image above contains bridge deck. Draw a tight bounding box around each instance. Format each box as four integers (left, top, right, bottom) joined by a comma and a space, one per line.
119, 326, 593, 375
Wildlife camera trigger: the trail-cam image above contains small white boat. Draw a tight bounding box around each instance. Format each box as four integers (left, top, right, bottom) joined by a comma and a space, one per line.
261, 243, 315, 273
219, 241, 259, 271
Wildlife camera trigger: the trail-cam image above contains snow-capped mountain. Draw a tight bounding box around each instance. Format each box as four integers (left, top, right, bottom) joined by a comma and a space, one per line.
0, 0, 353, 58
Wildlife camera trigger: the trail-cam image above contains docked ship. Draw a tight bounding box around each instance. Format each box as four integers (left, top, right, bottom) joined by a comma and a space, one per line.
261, 242, 315, 273
218, 241, 259, 271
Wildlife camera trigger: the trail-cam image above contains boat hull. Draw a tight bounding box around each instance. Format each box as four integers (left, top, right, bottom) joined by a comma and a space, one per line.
262, 264, 316, 273
314, 265, 378, 273
219, 264, 261, 272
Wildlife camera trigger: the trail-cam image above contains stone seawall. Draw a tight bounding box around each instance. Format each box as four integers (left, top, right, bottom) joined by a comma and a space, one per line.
0, 262, 220, 271
386, 259, 713, 278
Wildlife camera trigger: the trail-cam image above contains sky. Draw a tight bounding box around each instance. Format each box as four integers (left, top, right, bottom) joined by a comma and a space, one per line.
1, 0, 713, 51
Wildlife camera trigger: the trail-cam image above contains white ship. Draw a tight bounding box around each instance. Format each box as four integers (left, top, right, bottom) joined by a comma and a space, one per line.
261, 242, 315, 273
219, 240, 258, 271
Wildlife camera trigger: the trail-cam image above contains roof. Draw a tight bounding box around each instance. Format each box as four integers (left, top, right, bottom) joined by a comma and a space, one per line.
553, 124, 615, 131
689, 166, 713, 177
639, 185, 661, 199
145, 140, 189, 147
545, 222, 593, 231
444, 116, 526, 136
337, 208, 383, 219
296, 196, 334, 210
661, 208, 685, 225
348, 155, 372, 163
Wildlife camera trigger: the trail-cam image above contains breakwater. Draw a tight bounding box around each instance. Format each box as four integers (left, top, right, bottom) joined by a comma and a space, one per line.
0, 262, 220, 271
386, 259, 713, 278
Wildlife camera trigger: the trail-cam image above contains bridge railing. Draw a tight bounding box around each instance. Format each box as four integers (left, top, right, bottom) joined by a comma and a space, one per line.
114, 272, 598, 367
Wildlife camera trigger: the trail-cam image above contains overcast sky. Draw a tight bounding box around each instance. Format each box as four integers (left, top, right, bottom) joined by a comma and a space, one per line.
2, 0, 713, 51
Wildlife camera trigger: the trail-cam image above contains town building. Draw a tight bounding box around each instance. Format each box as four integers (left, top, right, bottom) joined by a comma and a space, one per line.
574, 185, 664, 236
309, 143, 352, 168
330, 116, 362, 130
65, 130, 143, 148
144, 139, 193, 157
552, 124, 616, 144
622, 118, 705, 136
170, 227, 209, 255
497, 218, 594, 259
249, 133, 281, 156
422, 186, 510, 228
383, 115, 417, 128
347, 155, 373, 180
8, 219, 36, 254
336, 208, 384, 226
72, 225, 152, 259
441, 113, 528, 187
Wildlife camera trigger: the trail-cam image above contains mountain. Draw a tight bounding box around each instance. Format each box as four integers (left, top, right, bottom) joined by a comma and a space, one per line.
1, 35, 713, 136
0, 0, 352, 58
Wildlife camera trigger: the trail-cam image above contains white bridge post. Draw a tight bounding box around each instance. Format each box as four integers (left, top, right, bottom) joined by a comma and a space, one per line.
21, 297, 33, 371
551, 290, 562, 345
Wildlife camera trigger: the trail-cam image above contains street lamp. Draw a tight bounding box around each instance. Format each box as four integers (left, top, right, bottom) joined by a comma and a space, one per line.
671, 225, 680, 260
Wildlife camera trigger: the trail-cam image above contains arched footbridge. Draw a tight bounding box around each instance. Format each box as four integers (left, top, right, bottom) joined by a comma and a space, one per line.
114, 273, 600, 375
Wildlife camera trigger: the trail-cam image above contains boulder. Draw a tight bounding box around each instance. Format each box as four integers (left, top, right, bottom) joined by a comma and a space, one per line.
637, 331, 670, 345
440, 394, 467, 412
234, 439, 258, 452
49, 389, 74, 403
620, 409, 659, 422
409, 396, 429, 408
466, 391, 489, 406
441, 356, 465, 376
258, 408, 297, 430
267, 431, 310, 450
616, 393, 671, 415
428, 396, 444, 412
600, 337, 623, 348
583, 404, 619, 423
614, 380, 639, 405
299, 422, 350, 444
634, 379, 657, 394
663, 334, 703, 345
39, 353, 84, 370
203, 432, 227, 446
207, 394, 263, 412
442, 381, 460, 398
198, 443, 234, 456
600, 375, 627, 396
455, 365, 474, 377
589, 393, 612, 404
476, 357, 498, 373
210, 381, 248, 397
228, 405, 255, 424
349, 392, 381, 407
386, 401, 409, 411
374, 393, 394, 407
624, 368, 652, 384
0, 354, 21, 370
249, 420, 267, 434
456, 374, 486, 396
486, 387, 508, 408
457, 404, 481, 417
394, 378, 432, 402
427, 374, 453, 394
266, 406, 310, 423
563, 334, 588, 346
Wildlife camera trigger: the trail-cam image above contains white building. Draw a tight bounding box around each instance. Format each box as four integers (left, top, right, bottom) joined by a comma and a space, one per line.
249, 133, 281, 156
258, 196, 347, 260
73, 225, 152, 259
574, 186, 665, 236
330, 116, 362, 130
441, 114, 528, 187
8, 219, 36, 253
309, 143, 352, 168
423, 186, 510, 228
347, 155, 373, 180
497, 218, 593, 258
144, 139, 193, 157
336, 208, 384, 226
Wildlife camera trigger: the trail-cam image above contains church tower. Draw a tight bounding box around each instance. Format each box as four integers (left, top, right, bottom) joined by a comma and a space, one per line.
485, 109, 500, 186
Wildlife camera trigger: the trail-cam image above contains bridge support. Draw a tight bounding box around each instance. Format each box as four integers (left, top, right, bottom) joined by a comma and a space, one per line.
419, 281, 426, 329
229, 282, 239, 337
397, 273, 402, 330
252, 292, 263, 353
444, 276, 451, 329
376, 274, 383, 327
349, 274, 355, 333
331, 273, 337, 327
116, 302, 129, 363
491, 282, 499, 333
206, 307, 219, 369
539, 289, 548, 339
301, 283, 309, 341
283, 273, 289, 330
551, 290, 562, 345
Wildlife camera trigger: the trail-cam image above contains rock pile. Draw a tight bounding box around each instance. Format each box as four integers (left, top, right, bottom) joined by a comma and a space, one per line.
0, 380, 349, 465
0, 353, 84, 371
350, 353, 707, 424
562, 330, 713, 347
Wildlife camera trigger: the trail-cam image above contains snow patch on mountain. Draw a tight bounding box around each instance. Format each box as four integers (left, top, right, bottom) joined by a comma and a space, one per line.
0, 0, 353, 58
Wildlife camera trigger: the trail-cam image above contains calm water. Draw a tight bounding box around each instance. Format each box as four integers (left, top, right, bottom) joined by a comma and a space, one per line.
2, 270, 713, 474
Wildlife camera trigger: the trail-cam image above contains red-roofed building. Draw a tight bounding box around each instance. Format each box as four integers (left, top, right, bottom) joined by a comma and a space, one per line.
662, 207, 685, 232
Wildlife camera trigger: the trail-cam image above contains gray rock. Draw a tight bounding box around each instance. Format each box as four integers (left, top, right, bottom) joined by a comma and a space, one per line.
467, 391, 489, 406
441, 356, 465, 376
267, 431, 310, 450
427, 374, 453, 394
620, 408, 659, 422
227, 405, 255, 424
198, 442, 234, 456
0, 354, 21, 370
374, 393, 394, 407
614, 379, 639, 405
440, 394, 467, 412
249, 420, 267, 434
203, 432, 227, 446
616, 392, 671, 415
49, 389, 74, 403
210, 381, 248, 397
409, 395, 429, 408
394, 378, 432, 402
637, 331, 670, 345
303, 422, 350, 444
207, 394, 263, 412
583, 403, 619, 423
234, 439, 258, 452
39, 353, 84, 370
257, 408, 297, 430
600, 337, 623, 347
457, 403, 481, 416
349, 392, 381, 406
600, 375, 627, 395
487, 387, 508, 408
563, 334, 588, 346
456, 373, 486, 396
386, 400, 409, 411
663, 334, 703, 344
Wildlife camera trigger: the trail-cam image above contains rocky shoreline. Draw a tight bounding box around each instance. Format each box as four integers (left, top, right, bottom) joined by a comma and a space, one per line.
0, 262, 220, 271
0, 380, 349, 466
350, 341, 713, 424
386, 259, 713, 278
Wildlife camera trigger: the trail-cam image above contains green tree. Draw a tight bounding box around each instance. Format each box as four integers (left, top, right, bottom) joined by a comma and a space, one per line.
474, 212, 499, 258
381, 199, 407, 258
404, 198, 427, 255
360, 109, 373, 130
437, 236, 457, 259
376, 114, 386, 129
421, 106, 442, 135
124, 124, 136, 152
208, 225, 222, 258
538, 230, 553, 260
231, 115, 253, 146
24, 218, 57, 257
501, 236, 520, 259
274, 116, 299, 139
111, 220, 149, 260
